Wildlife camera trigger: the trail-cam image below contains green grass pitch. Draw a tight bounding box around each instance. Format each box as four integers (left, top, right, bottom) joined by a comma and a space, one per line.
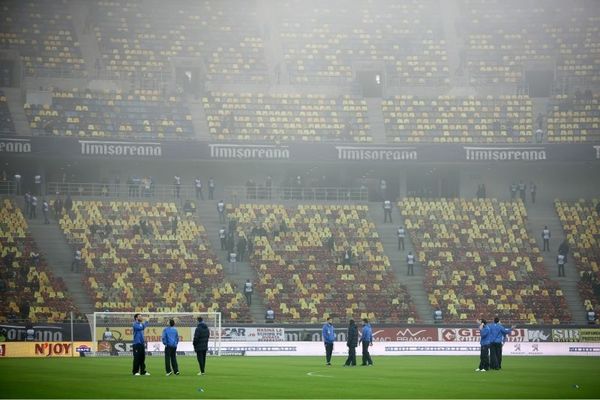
1, 356, 599, 398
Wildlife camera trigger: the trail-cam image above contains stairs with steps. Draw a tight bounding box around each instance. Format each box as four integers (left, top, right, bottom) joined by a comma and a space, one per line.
365, 98, 386, 144
367, 203, 433, 323
187, 97, 211, 141
525, 201, 586, 324
193, 201, 266, 323
26, 215, 94, 315
69, 1, 102, 79
3, 88, 31, 136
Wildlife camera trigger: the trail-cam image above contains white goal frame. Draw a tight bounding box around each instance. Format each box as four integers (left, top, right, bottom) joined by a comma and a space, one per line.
92, 311, 222, 355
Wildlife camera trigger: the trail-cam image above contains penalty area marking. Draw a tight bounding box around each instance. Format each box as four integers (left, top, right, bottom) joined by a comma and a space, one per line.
307, 371, 333, 378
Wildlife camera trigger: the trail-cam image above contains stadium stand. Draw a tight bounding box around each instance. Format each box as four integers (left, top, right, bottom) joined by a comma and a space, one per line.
399, 198, 571, 324
382, 95, 533, 143
24, 88, 194, 139
0, 0, 86, 78
277, 0, 449, 86
0, 60, 13, 87
547, 93, 600, 143
554, 199, 600, 315
203, 92, 372, 142
0, 199, 80, 322
57, 200, 251, 321
227, 203, 416, 323
0, 90, 16, 135
91, 0, 267, 83
459, 0, 600, 86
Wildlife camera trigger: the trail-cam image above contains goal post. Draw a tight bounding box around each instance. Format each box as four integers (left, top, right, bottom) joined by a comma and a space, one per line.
92, 311, 222, 356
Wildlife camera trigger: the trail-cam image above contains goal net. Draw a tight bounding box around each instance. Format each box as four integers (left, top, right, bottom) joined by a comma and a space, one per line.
92, 312, 222, 356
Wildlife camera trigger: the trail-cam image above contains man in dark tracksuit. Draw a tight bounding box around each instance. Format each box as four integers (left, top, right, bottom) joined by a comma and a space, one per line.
162, 319, 179, 376
193, 317, 210, 375
344, 319, 358, 366
489, 317, 512, 370
360, 318, 373, 366
132, 313, 150, 375
476, 319, 491, 372
322, 317, 335, 366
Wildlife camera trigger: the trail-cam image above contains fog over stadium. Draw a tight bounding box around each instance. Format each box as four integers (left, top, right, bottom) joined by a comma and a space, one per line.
0, 0, 599, 397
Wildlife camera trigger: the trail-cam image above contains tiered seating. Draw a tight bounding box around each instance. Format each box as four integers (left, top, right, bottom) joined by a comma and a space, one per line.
555, 200, 600, 313
228, 204, 415, 323
0, 199, 80, 322
547, 94, 600, 142
92, 0, 267, 83
399, 198, 571, 323
0, 90, 15, 135
277, 0, 448, 86
460, 0, 600, 85
0, 0, 85, 77
24, 89, 194, 139
58, 201, 250, 322
203, 92, 372, 142
383, 95, 533, 143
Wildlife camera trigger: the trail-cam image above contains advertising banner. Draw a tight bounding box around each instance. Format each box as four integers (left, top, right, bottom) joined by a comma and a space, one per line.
579, 329, 600, 343
95, 326, 193, 343
0, 342, 93, 358
438, 328, 528, 342
0, 323, 91, 342
373, 327, 438, 342
206, 327, 285, 342
552, 329, 581, 342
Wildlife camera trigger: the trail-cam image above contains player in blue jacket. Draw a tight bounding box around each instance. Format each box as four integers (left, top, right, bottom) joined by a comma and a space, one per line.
489, 317, 512, 370
162, 319, 180, 376
322, 317, 335, 366
132, 313, 150, 376
476, 319, 491, 371
360, 318, 373, 366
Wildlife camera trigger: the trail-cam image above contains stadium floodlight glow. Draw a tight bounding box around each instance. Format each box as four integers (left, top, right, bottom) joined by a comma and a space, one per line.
92, 311, 222, 356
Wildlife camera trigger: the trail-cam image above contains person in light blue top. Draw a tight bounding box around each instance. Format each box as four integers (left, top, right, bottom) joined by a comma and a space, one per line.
322, 317, 335, 366
132, 313, 150, 376
162, 319, 179, 376
360, 318, 373, 366
489, 317, 513, 370
476, 319, 491, 372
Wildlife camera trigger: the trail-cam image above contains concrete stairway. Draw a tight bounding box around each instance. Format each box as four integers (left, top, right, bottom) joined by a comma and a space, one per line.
367, 203, 433, 323
525, 200, 586, 324
439, 0, 462, 82
26, 215, 94, 315
187, 97, 211, 141
193, 201, 266, 323
69, 0, 102, 78
366, 98, 386, 144
3, 88, 31, 136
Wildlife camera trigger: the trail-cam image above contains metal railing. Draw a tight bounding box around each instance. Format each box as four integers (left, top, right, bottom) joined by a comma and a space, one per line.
224, 185, 368, 203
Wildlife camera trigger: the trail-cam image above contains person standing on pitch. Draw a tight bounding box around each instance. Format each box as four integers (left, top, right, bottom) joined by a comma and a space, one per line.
489, 317, 512, 370
193, 317, 210, 376
360, 318, 373, 366
476, 319, 490, 372
162, 319, 180, 376
344, 319, 358, 367
322, 317, 335, 366
132, 313, 150, 376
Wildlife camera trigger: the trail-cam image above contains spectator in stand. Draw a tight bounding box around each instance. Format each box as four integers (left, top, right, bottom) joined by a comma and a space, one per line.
556, 253, 566, 277
195, 177, 204, 200
30, 195, 38, 219
406, 251, 415, 276
42, 199, 49, 224
518, 181, 526, 203
171, 216, 178, 235
25, 321, 34, 341
530, 181, 537, 204
20, 300, 30, 320
342, 248, 353, 267
229, 251, 237, 274
102, 327, 113, 341
162, 319, 180, 376
326, 235, 335, 254
397, 226, 405, 251
219, 226, 227, 250
542, 226, 551, 252
132, 313, 150, 376
322, 317, 335, 366
344, 319, 358, 367
510, 183, 517, 200
433, 308, 443, 323
14, 173, 22, 195
173, 175, 181, 198
208, 177, 215, 200
360, 318, 373, 366
237, 235, 247, 262
476, 319, 491, 372
243, 279, 253, 306
54, 194, 63, 218
64, 194, 73, 215
383, 200, 392, 223
71, 249, 82, 272
24, 192, 31, 217
265, 306, 275, 323
558, 239, 570, 263
217, 200, 225, 224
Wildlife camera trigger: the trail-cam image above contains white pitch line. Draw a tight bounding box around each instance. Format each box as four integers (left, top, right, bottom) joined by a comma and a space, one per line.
307, 371, 333, 378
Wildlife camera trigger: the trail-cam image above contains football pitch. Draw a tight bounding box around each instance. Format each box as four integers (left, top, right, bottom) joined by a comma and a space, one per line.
1, 356, 599, 398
